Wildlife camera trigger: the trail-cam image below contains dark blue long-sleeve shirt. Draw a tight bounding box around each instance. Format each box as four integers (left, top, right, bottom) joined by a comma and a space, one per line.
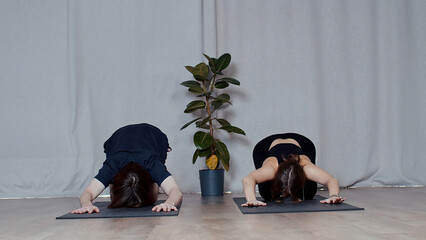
95, 123, 171, 187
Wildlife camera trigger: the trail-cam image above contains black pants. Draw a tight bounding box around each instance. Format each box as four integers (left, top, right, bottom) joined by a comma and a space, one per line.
253, 133, 318, 201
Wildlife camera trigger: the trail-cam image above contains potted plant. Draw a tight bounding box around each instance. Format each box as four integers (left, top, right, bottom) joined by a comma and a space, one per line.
180, 53, 245, 196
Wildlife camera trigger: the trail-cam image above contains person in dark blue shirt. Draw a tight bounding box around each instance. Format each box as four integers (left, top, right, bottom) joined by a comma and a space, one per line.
71, 123, 182, 213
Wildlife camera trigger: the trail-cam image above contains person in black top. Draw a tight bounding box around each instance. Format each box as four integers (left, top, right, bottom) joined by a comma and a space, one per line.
242, 133, 345, 207
71, 123, 182, 214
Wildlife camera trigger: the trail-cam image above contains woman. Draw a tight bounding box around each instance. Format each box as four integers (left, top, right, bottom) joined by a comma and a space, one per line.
242, 133, 345, 207
71, 123, 183, 213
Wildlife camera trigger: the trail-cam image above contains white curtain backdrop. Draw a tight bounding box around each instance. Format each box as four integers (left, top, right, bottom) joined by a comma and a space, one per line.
0, 0, 425, 198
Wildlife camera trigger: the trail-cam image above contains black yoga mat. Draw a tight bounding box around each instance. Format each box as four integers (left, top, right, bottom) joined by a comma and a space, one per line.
57, 200, 179, 219
233, 195, 364, 214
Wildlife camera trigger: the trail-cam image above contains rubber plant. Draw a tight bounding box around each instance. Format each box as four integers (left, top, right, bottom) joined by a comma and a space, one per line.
180, 53, 245, 171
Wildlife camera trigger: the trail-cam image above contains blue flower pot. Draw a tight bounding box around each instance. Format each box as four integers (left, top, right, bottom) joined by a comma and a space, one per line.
199, 169, 224, 196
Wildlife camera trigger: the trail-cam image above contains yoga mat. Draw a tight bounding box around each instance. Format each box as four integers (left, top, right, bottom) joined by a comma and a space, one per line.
233, 195, 364, 214
57, 200, 179, 219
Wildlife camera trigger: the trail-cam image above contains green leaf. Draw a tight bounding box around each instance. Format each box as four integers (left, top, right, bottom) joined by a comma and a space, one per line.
203, 54, 213, 64
181, 80, 201, 88
194, 74, 209, 82
184, 100, 206, 113
192, 149, 199, 164
196, 91, 212, 97
195, 122, 208, 129
193, 63, 209, 80
193, 131, 214, 150
203, 54, 216, 71
180, 117, 202, 130
219, 125, 246, 135
185, 66, 194, 74
199, 125, 210, 130
215, 93, 231, 103
215, 140, 230, 171
216, 53, 231, 71
211, 100, 225, 111
198, 148, 212, 157
186, 100, 206, 108
216, 118, 231, 127
188, 86, 205, 94
218, 77, 240, 86
214, 81, 229, 89
196, 117, 210, 128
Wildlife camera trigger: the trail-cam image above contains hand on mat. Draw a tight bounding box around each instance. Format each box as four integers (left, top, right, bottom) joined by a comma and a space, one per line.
71, 204, 100, 214
320, 196, 345, 204
241, 200, 267, 207
152, 202, 177, 212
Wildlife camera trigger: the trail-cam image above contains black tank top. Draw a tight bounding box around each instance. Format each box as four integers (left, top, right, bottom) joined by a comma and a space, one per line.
253, 133, 316, 170
266, 143, 304, 164
253, 133, 317, 201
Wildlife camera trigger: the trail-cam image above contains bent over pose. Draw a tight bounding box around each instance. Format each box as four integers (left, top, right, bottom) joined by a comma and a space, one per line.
71, 123, 183, 213
242, 133, 344, 207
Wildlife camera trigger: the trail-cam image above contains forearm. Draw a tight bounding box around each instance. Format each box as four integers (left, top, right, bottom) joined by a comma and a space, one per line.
242, 176, 257, 201
165, 188, 183, 206
79, 191, 95, 207
326, 177, 340, 197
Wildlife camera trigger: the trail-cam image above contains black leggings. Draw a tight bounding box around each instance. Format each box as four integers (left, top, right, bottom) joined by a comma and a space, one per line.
253, 133, 318, 201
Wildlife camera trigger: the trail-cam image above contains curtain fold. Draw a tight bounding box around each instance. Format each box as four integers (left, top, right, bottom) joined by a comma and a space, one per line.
215, 0, 426, 189
0, 0, 425, 197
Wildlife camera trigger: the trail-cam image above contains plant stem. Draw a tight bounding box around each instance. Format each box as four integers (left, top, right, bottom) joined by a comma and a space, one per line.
205, 72, 217, 154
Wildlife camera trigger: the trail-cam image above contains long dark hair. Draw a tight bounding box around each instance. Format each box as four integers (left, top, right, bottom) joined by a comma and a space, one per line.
108, 162, 157, 208
271, 154, 306, 201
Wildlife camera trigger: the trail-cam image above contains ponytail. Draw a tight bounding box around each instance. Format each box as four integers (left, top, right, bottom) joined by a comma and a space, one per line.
271, 154, 306, 201
108, 162, 156, 208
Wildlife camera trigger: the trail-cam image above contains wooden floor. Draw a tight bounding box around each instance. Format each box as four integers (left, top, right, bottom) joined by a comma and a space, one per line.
1, 187, 425, 240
